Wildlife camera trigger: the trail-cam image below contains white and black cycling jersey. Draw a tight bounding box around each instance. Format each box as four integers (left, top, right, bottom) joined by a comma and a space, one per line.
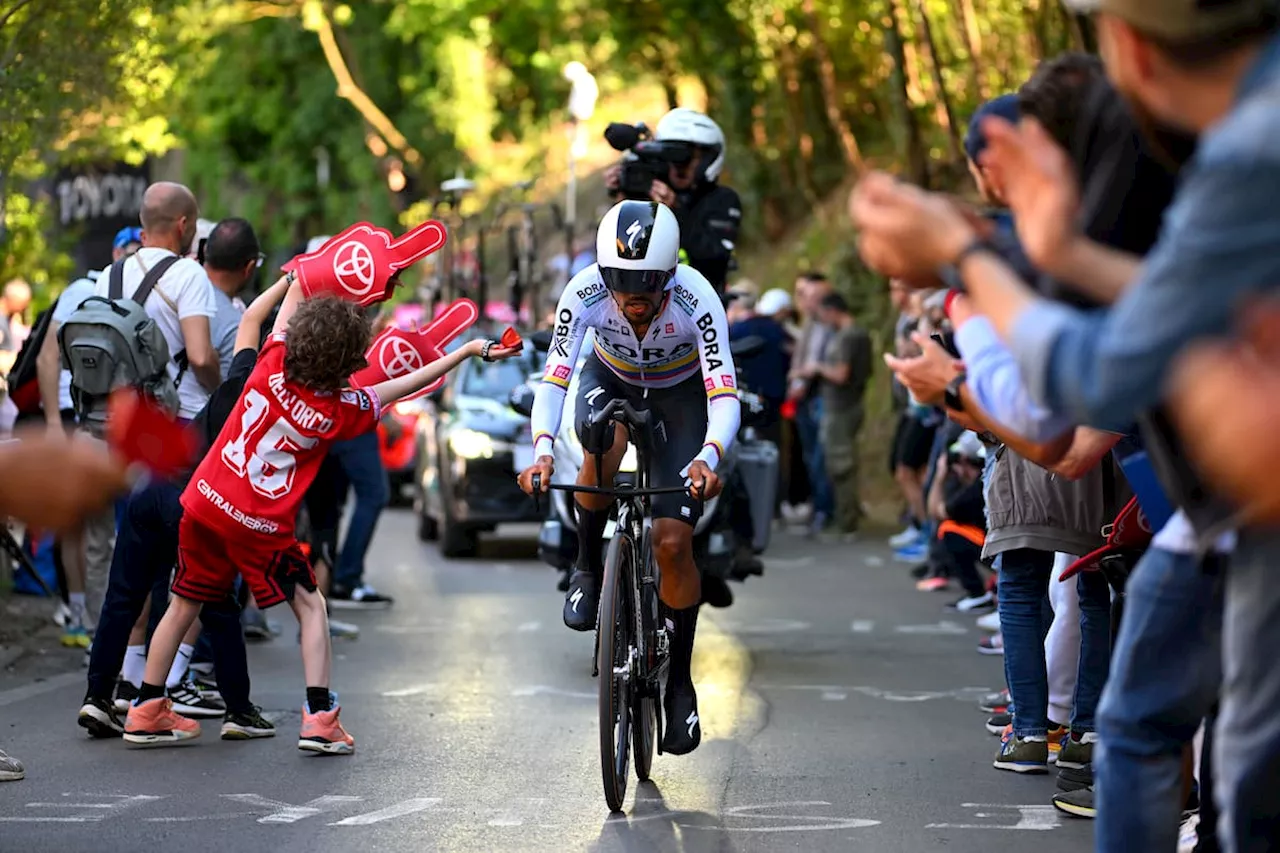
530, 263, 741, 471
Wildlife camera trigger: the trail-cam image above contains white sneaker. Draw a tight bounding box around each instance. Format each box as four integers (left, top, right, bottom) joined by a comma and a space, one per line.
976, 611, 1001, 632
52, 601, 71, 628
888, 526, 922, 549
952, 591, 996, 613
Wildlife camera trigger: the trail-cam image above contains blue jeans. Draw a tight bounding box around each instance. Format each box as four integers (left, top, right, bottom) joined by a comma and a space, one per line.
1094, 546, 1223, 853
794, 397, 833, 518
86, 480, 253, 714
1216, 526, 1280, 853
330, 430, 390, 590
998, 548, 1111, 736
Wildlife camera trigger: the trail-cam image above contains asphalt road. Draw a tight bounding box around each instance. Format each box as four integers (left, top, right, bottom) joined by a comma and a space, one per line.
0, 512, 1092, 852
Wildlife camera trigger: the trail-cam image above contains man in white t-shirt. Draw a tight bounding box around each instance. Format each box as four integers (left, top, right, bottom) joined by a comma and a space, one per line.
65, 184, 219, 642
93, 182, 220, 421
34, 229, 144, 643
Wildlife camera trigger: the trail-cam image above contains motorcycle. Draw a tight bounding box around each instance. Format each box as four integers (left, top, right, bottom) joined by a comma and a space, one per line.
509, 332, 778, 593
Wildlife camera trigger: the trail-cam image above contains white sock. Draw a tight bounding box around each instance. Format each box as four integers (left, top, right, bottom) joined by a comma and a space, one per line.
122, 645, 147, 688
166, 643, 194, 689
68, 592, 86, 624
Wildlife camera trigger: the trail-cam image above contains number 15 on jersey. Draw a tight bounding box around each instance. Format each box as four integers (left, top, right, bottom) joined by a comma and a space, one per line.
221, 389, 319, 500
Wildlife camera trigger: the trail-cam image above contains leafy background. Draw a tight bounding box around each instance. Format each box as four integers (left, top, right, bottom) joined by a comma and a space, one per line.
0, 0, 1089, 501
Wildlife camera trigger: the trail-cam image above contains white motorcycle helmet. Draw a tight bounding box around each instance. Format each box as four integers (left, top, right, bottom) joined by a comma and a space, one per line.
596, 200, 681, 294
654, 107, 726, 183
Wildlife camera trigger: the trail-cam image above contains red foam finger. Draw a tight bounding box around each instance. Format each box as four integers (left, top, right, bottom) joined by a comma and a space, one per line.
349, 298, 480, 400
106, 390, 199, 478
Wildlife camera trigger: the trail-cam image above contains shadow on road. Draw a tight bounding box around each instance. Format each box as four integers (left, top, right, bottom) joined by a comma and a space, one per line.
590, 781, 732, 853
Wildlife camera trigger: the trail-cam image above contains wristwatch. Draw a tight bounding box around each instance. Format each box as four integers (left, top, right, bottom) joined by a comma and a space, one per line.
944, 371, 967, 413
937, 238, 994, 293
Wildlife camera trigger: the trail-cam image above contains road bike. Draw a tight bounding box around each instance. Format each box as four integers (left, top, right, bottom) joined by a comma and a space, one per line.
532, 398, 700, 812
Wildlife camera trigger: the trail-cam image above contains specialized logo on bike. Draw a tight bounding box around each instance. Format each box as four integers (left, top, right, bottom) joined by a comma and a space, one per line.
332, 240, 377, 298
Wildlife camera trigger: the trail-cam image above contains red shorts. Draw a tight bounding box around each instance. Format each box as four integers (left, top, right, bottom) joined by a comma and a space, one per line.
173, 515, 316, 609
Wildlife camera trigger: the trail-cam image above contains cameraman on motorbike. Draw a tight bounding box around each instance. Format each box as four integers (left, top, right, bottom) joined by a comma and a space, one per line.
606, 108, 760, 594
605, 108, 742, 295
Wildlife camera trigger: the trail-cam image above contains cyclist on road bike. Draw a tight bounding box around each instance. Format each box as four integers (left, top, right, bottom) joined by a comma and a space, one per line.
517, 199, 741, 755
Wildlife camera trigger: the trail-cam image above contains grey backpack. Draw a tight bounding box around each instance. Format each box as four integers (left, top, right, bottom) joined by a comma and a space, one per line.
58, 255, 187, 427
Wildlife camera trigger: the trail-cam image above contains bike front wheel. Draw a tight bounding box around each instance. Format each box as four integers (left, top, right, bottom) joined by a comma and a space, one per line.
598, 531, 635, 812
632, 531, 658, 781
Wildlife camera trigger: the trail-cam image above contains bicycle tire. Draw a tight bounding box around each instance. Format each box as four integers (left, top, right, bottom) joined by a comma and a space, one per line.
632, 530, 657, 782
598, 531, 634, 813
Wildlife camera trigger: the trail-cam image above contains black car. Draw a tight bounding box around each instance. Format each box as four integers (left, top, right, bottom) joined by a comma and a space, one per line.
413, 341, 547, 557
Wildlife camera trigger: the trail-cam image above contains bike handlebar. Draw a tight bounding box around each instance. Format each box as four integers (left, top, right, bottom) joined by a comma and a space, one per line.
529, 473, 707, 514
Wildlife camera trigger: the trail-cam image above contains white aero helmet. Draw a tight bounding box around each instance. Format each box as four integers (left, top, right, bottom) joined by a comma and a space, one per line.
596, 200, 681, 294
655, 107, 726, 183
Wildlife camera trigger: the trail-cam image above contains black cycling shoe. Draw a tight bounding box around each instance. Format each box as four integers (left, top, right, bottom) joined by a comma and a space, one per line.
661, 682, 702, 755
563, 571, 600, 631
700, 575, 734, 608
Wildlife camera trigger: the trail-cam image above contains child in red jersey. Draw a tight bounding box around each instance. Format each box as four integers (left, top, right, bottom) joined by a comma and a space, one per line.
124, 282, 519, 752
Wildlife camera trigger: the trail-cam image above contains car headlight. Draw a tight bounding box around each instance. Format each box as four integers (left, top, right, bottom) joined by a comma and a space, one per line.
448, 428, 495, 459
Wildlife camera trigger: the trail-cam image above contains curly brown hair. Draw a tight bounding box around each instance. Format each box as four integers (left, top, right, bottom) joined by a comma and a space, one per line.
283, 295, 372, 392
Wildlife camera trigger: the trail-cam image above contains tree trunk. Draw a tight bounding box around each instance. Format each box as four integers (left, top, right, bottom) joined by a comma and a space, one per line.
774, 7, 820, 204
913, 0, 963, 160
801, 0, 865, 174
951, 0, 987, 100
1021, 0, 1047, 58
883, 0, 930, 187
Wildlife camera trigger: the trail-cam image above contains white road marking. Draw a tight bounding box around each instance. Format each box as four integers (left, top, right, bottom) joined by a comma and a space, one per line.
147, 813, 262, 823
927, 804, 1062, 831
0, 672, 82, 707
330, 798, 442, 826
681, 802, 881, 833
895, 621, 968, 635
850, 620, 875, 633
765, 556, 814, 569
516, 621, 541, 632
715, 618, 811, 635
510, 685, 594, 700
863, 555, 884, 567
754, 684, 993, 703
222, 794, 362, 824
0, 794, 164, 823
381, 684, 439, 698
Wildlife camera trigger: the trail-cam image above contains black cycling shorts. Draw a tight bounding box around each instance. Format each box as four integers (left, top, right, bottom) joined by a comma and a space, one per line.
891, 411, 936, 472
574, 353, 707, 526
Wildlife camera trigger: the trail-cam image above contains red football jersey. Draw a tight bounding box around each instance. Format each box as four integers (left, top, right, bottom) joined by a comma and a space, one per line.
181, 334, 381, 542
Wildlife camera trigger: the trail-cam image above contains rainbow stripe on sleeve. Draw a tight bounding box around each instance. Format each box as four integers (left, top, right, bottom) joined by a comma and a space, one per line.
707, 386, 738, 403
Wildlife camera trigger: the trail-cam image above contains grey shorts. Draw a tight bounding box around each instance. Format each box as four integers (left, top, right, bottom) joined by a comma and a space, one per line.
574, 353, 707, 525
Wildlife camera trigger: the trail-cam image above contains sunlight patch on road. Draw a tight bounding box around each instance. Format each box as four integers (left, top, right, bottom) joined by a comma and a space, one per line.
693, 615, 764, 744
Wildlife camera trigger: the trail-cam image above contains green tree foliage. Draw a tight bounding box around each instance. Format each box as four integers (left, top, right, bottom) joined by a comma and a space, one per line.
1, 0, 1089, 301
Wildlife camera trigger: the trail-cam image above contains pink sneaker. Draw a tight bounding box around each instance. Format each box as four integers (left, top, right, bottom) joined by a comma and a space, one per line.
916, 576, 950, 592
123, 697, 201, 747
298, 705, 355, 755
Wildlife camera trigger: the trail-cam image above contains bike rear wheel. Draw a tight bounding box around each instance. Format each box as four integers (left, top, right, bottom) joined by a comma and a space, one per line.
598, 531, 634, 812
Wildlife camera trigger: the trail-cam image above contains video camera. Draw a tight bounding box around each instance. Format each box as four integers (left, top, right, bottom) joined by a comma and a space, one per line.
604, 122, 695, 201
